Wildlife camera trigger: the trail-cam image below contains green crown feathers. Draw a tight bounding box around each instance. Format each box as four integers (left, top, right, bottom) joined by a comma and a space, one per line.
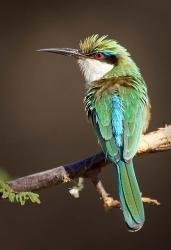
79, 34, 130, 56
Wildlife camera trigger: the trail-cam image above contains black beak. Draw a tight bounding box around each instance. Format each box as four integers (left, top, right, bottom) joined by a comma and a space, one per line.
37, 48, 85, 59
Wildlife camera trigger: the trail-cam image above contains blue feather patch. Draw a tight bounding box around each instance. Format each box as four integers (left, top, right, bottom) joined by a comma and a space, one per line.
102, 50, 115, 56
112, 95, 123, 148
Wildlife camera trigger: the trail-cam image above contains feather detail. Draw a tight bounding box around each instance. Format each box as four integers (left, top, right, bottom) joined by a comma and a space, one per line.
112, 95, 123, 148
79, 34, 129, 56
117, 160, 145, 231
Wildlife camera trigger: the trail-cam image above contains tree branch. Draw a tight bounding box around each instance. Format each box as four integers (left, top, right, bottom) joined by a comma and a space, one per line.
8, 125, 171, 193
91, 175, 120, 209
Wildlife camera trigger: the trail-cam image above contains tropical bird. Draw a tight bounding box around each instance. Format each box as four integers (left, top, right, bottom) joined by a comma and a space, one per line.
38, 35, 150, 232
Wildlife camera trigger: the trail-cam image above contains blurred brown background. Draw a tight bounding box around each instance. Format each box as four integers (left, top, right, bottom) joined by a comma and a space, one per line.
0, 0, 170, 249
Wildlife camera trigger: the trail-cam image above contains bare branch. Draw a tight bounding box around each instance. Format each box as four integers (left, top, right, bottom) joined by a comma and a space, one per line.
91, 176, 120, 209
91, 175, 161, 208
8, 125, 171, 193
141, 196, 160, 206
137, 125, 171, 154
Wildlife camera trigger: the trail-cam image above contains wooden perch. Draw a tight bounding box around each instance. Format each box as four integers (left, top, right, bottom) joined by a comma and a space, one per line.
8, 125, 171, 198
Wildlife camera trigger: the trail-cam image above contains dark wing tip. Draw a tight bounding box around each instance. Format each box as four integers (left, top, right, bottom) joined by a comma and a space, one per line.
127, 222, 144, 232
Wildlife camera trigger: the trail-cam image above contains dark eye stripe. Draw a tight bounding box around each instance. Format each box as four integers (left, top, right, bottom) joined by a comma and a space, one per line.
104, 55, 118, 65
87, 52, 118, 65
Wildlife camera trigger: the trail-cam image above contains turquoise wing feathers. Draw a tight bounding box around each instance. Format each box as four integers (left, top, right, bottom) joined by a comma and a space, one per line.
119, 87, 147, 161
90, 86, 147, 163
86, 83, 147, 231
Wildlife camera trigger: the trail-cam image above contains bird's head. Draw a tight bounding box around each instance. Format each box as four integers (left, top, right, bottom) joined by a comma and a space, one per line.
38, 34, 132, 83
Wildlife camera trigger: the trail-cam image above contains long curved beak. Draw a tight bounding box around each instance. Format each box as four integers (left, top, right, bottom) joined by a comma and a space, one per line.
37, 48, 85, 59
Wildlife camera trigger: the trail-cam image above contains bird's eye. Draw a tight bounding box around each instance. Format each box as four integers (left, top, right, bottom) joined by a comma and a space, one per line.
93, 52, 104, 59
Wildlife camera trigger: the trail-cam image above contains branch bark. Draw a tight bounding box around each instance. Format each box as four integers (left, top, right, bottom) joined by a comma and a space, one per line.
8, 125, 171, 193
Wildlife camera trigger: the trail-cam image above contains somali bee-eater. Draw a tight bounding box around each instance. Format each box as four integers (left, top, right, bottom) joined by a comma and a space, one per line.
38, 35, 151, 232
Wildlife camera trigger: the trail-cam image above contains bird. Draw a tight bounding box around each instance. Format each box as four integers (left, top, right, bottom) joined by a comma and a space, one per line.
38, 34, 151, 232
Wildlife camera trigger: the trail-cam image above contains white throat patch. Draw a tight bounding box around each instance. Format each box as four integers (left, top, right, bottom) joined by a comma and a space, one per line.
77, 58, 113, 83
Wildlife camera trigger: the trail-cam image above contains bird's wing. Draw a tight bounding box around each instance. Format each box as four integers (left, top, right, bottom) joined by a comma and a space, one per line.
119, 87, 146, 161
92, 92, 120, 163
91, 87, 146, 163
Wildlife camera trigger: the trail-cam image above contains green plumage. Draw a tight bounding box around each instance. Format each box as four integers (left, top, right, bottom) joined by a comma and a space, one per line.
83, 35, 150, 231
117, 161, 144, 226
39, 34, 151, 231
87, 80, 147, 231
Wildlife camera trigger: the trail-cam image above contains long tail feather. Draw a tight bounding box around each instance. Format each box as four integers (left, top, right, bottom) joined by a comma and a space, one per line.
116, 160, 145, 232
